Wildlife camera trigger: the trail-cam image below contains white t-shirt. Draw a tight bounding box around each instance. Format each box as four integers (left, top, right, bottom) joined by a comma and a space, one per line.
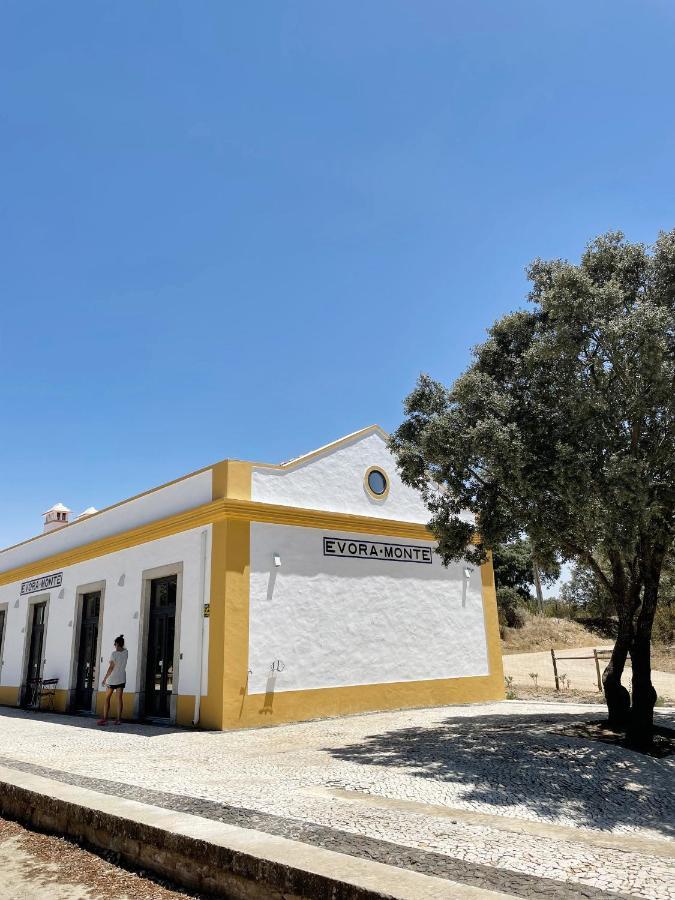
107, 649, 128, 685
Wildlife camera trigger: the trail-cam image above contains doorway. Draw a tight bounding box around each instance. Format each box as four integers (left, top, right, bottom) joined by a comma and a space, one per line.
23, 601, 47, 706
0, 606, 6, 683
145, 575, 177, 718
74, 591, 101, 711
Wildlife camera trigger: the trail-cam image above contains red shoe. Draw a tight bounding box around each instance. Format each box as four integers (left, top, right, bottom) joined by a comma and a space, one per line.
97, 719, 107, 726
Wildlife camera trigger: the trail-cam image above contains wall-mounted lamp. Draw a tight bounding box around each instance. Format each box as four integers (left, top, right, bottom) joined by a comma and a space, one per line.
118, 574, 126, 587
463, 567, 473, 580
58, 588, 65, 599
273, 553, 282, 568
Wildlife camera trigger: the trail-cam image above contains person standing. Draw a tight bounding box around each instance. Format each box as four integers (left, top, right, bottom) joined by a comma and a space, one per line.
98, 635, 128, 726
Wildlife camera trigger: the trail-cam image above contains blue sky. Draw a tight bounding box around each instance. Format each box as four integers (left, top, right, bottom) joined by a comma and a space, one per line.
2, 1, 675, 549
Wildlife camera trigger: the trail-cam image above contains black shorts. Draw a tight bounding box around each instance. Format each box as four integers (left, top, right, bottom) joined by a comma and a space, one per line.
108, 683, 125, 690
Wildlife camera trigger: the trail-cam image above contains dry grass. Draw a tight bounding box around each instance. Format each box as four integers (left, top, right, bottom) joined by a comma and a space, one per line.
652, 646, 675, 674
501, 612, 605, 655
0, 816, 201, 899
506, 685, 606, 704
502, 612, 675, 674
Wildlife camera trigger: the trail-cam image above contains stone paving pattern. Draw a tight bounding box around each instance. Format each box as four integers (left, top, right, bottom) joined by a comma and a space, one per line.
0, 701, 672, 900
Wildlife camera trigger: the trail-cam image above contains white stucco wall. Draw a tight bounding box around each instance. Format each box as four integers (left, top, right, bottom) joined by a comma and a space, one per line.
0, 526, 211, 697
0, 470, 213, 573
252, 431, 430, 523
248, 522, 489, 695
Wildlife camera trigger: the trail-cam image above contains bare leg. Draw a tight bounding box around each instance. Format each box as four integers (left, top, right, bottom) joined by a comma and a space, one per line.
115, 688, 123, 724
98, 687, 113, 724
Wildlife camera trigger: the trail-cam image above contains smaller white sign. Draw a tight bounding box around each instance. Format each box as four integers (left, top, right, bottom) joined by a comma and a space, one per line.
20, 572, 63, 596
323, 537, 432, 565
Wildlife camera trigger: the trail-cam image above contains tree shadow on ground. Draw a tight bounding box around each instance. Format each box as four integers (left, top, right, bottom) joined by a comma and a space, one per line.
326, 709, 675, 838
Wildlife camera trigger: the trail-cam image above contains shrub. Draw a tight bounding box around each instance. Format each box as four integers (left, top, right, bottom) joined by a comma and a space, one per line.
497, 586, 527, 631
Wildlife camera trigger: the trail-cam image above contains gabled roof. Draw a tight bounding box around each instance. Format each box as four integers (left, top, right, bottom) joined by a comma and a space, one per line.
273, 424, 390, 470
1, 426, 391, 553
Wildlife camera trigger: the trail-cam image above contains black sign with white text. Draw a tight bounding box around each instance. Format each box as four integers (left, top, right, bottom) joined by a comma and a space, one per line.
20, 572, 63, 596
323, 537, 432, 565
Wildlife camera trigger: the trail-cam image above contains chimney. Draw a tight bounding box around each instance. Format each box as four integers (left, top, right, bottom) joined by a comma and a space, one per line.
43, 503, 71, 534
75, 507, 98, 520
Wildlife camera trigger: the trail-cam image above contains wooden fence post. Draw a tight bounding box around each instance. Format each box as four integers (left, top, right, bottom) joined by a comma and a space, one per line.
550, 648, 560, 691
593, 648, 603, 693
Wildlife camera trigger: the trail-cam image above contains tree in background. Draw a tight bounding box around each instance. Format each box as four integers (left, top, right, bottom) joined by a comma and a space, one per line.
493, 538, 559, 629
559, 561, 614, 619
390, 231, 675, 745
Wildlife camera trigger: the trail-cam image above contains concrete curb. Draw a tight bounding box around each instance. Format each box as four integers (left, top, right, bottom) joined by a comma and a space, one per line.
0, 765, 510, 899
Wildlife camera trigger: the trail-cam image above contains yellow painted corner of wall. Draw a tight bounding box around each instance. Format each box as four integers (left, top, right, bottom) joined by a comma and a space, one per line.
52, 689, 68, 712
221, 518, 251, 722
211, 460, 252, 502
223, 674, 504, 731
175, 694, 197, 727
0, 686, 19, 706
481, 551, 505, 692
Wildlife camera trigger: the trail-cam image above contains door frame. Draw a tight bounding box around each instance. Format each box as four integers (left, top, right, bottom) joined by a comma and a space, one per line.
20, 594, 50, 706
0, 602, 8, 686
135, 562, 183, 722
68, 580, 106, 714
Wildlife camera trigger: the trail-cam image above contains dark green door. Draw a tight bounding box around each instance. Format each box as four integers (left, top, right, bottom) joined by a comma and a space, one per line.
145, 576, 176, 718
24, 602, 46, 706
0, 609, 5, 677
75, 591, 101, 710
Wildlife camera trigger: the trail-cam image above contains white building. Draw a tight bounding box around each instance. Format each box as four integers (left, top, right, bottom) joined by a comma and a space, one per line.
0, 426, 503, 729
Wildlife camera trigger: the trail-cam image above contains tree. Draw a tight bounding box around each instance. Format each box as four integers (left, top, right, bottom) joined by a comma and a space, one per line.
559, 562, 614, 619
389, 231, 675, 745
493, 538, 559, 627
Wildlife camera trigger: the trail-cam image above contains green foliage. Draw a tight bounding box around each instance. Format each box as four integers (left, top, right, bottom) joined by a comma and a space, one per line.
493, 537, 559, 601
390, 230, 675, 573
390, 230, 675, 736
559, 562, 614, 618
504, 675, 517, 699
496, 585, 526, 631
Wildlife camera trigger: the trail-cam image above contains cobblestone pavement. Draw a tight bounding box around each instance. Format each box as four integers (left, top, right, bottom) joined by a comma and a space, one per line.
0, 701, 672, 900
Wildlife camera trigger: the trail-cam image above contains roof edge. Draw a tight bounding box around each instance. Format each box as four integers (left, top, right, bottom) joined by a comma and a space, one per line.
0, 425, 390, 555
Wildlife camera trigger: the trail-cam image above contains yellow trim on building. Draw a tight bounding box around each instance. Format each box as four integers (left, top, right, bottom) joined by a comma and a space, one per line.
0, 686, 19, 706
0, 437, 505, 730
231, 673, 503, 730
0, 497, 434, 589
480, 551, 504, 689
225, 549, 504, 730
175, 693, 197, 727
200, 462, 253, 729
0, 425, 388, 556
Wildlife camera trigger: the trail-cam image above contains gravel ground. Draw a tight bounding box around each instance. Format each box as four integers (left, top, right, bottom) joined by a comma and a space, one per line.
0, 816, 199, 900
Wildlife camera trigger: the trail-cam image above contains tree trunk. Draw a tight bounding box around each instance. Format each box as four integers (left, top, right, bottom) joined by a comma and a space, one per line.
627, 575, 660, 747
602, 557, 635, 731
602, 626, 631, 731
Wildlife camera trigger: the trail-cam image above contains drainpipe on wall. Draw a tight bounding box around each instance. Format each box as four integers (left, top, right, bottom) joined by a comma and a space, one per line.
193, 528, 208, 727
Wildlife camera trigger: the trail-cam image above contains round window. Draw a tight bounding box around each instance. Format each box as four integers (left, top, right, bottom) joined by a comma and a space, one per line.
366, 468, 388, 497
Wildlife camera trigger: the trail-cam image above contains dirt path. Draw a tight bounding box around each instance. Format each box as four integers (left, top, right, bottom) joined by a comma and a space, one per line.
502, 645, 675, 699
0, 816, 197, 899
